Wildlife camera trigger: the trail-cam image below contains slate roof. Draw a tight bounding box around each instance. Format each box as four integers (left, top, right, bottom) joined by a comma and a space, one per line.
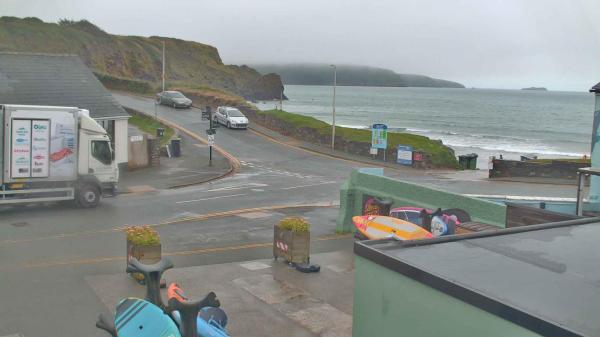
0, 52, 128, 119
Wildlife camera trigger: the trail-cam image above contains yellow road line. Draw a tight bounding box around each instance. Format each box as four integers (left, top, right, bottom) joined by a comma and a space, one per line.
13, 233, 352, 270
0, 203, 338, 246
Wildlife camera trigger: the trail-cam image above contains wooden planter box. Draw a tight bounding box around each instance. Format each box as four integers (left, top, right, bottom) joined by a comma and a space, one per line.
273, 225, 310, 264
126, 240, 161, 281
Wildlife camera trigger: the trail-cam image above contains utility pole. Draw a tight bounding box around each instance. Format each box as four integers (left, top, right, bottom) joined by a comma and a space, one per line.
330, 64, 337, 150
162, 41, 165, 92
209, 107, 213, 166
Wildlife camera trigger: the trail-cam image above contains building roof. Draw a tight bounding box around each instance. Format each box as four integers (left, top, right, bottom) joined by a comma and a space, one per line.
0, 52, 128, 119
590, 82, 600, 93
355, 218, 600, 337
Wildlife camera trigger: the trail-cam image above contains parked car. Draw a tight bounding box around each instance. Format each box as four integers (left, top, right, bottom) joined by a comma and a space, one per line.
390, 206, 471, 230
214, 106, 249, 129
389, 206, 429, 226
156, 91, 192, 108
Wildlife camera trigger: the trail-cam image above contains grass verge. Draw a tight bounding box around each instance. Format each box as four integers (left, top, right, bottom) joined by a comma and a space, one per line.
257, 109, 459, 168
127, 110, 174, 146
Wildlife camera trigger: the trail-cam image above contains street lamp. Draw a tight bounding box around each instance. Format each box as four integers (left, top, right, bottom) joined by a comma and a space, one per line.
331, 64, 337, 150
162, 41, 165, 93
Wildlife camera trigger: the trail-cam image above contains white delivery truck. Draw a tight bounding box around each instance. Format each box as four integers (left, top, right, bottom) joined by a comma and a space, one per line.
0, 104, 118, 208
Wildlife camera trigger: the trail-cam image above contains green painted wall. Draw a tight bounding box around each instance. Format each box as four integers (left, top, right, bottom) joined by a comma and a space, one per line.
337, 169, 507, 232
353, 256, 541, 337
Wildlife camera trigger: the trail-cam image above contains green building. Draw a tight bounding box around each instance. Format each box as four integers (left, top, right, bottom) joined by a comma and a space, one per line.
353, 217, 595, 337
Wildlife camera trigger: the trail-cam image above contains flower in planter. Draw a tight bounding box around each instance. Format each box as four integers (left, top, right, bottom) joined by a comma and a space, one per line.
125, 225, 161, 245
277, 217, 310, 233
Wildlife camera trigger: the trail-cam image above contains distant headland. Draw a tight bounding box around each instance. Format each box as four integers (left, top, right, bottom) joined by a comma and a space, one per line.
521, 87, 548, 91
251, 63, 465, 89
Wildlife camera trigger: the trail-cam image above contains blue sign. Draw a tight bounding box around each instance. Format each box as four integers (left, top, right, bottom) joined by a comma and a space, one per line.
396, 145, 413, 165
371, 124, 388, 149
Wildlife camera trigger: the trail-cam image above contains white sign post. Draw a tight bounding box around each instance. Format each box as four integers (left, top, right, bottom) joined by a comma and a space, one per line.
208, 134, 215, 146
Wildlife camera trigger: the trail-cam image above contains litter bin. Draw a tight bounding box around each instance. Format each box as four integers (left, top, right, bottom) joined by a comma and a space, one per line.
170, 138, 181, 157
458, 153, 478, 170
156, 128, 165, 138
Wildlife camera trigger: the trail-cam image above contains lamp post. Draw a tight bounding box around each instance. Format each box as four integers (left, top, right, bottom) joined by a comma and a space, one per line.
162, 41, 165, 93
331, 64, 337, 150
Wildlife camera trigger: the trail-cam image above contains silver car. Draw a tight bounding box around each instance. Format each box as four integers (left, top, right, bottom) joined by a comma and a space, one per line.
214, 107, 249, 129
156, 91, 192, 108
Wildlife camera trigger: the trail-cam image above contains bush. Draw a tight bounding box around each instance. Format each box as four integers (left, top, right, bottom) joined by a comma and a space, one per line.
277, 217, 310, 233
125, 225, 160, 246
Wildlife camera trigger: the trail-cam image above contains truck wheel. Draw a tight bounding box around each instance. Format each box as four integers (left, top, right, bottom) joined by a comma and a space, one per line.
77, 184, 101, 208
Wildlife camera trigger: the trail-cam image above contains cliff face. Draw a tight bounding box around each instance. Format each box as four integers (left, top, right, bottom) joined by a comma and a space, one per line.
0, 17, 284, 100
252, 63, 465, 88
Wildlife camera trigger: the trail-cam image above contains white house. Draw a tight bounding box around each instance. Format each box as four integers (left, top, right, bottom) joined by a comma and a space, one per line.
0, 52, 130, 170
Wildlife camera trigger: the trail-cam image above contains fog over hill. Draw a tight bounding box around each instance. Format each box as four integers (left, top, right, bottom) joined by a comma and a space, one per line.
251, 64, 465, 88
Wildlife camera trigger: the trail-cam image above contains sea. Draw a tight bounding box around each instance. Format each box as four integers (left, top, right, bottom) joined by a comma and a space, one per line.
255, 85, 594, 168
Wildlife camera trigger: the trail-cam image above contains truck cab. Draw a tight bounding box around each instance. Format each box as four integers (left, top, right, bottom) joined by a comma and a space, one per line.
76, 112, 119, 207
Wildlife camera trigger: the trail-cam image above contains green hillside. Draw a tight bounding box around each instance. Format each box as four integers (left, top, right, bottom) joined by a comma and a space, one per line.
0, 17, 284, 100
252, 63, 464, 88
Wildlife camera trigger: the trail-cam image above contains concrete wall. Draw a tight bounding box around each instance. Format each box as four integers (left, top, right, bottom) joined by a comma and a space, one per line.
489, 159, 588, 183
337, 169, 506, 232
128, 134, 149, 169
353, 255, 541, 337
114, 118, 129, 166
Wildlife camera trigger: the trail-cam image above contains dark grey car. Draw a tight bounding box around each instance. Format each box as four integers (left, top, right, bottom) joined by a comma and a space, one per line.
156, 91, 192, 108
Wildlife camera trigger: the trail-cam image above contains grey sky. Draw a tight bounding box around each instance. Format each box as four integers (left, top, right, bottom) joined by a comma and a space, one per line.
2, 0, 600, 91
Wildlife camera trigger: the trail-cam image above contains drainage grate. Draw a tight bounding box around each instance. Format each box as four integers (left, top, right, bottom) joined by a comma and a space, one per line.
10, 222, 29, 227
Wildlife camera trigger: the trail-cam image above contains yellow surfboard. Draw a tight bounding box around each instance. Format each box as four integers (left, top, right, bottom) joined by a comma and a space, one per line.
353, 215, 433, 240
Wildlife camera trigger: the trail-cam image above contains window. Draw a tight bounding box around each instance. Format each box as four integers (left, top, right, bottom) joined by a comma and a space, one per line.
227, 109, 244, 117
406, 211, 423, 226
391, 211, 408, 221
91, 140, 112, 165
99, 119, 115, 148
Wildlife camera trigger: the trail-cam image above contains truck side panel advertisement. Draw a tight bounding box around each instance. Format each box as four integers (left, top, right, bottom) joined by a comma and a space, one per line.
11, 119, 31, 178
5, 107, 78, 182
31, 120, 50, 177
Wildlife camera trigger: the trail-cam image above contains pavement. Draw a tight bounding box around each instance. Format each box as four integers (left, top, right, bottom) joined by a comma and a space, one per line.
120, 128, 230, 191
87, 250, 354, 337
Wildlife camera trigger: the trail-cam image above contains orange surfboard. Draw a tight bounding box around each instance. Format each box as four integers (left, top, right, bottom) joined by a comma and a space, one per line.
353, 215, 433, 240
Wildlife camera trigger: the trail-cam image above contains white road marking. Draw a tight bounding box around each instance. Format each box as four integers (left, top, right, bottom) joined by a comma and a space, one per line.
280, 182, 338, 190
176, 193, 247, 204
207, 183, 267, 192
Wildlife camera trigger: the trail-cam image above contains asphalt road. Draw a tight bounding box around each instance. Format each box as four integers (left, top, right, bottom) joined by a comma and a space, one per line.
0, 92, 578, 337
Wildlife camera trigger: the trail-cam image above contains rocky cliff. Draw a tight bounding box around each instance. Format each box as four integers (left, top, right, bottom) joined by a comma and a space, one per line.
0, 17, 284, 100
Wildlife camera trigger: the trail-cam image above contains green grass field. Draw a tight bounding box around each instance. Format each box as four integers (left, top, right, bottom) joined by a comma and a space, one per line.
257, 109, 459, 168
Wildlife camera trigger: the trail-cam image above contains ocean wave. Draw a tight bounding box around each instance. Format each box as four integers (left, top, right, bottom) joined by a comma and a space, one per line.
338, 124, 369, 129
439, 138, 587, 157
